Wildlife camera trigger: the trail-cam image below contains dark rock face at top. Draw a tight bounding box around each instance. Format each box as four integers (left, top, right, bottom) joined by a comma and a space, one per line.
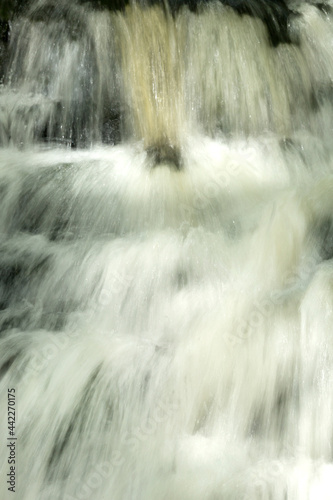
3, 0, 297, 48
85, 0, 297, 47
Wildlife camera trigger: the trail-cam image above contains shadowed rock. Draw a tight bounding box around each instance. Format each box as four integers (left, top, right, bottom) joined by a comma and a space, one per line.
146, 143, 182, 170
216, 0, 297, 47
315, 3, 332, 16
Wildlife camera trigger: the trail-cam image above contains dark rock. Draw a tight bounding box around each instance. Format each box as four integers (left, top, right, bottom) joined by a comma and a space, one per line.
146, 143, 182, 170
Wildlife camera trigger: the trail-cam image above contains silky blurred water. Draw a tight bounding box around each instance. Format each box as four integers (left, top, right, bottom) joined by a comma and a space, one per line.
1, 1, 333, 499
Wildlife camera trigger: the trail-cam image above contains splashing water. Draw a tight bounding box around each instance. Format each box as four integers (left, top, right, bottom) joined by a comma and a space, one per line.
1, 1, 333, 498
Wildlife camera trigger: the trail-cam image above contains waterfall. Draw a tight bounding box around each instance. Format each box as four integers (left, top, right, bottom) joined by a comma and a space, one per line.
1, 1, 333, 498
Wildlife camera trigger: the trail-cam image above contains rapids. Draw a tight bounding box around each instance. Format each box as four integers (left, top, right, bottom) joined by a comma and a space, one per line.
1, 1, 333, 499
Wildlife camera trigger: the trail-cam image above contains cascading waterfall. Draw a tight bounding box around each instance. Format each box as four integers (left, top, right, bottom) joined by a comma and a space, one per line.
1, 0, 333, 498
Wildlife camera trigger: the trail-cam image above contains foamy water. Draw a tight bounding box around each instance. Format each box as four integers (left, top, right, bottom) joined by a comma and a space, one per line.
0, 1, 333, 499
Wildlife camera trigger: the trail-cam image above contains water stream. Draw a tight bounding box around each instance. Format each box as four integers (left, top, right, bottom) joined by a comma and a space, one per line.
1, 1, 333, 498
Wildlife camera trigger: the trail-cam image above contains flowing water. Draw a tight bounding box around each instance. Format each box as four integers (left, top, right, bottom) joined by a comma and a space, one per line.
1, 0, 333, 498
